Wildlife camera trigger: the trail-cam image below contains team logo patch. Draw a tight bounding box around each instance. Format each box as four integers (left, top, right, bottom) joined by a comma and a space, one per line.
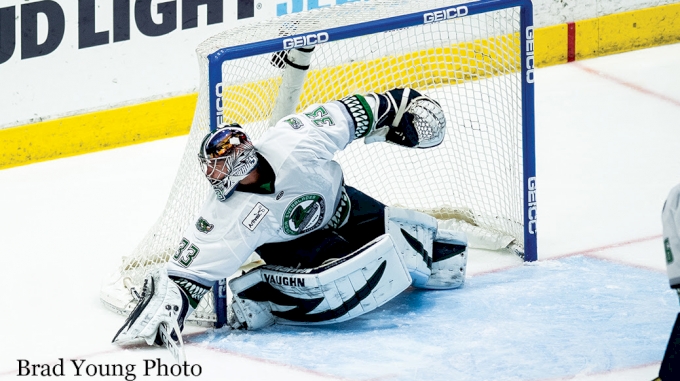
243, 202, 269, 231
284, 117, 304, 129
282, 194, 326, 235
196, 217, 214, 233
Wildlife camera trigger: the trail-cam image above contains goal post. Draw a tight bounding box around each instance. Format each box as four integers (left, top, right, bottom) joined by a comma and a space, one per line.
100, 0, 537, 327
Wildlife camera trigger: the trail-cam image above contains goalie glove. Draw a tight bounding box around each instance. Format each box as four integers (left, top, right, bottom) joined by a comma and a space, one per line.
360, 88, 447, 148
112, 268, 191, 348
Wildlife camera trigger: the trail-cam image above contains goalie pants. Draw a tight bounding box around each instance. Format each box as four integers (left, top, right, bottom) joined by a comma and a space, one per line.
256, 186, 385, 268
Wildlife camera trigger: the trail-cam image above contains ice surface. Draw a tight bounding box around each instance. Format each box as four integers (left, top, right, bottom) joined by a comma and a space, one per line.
198, 256, 676, 381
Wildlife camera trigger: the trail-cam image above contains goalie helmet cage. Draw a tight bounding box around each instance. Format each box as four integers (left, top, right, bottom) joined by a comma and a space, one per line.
100, 0, 537, 327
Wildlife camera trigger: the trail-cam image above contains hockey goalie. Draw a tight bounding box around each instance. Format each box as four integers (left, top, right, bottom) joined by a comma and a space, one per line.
112, 57, 468, 353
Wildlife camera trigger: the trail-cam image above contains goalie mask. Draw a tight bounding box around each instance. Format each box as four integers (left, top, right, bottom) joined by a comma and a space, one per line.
198, 124, 258, 201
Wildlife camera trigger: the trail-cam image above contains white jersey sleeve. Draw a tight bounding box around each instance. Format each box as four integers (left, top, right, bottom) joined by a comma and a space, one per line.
663, 183, 680, 288
274, 101, 355, 159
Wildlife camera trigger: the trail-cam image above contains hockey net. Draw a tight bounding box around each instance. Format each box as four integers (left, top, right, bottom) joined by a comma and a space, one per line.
101, 0, 536, 326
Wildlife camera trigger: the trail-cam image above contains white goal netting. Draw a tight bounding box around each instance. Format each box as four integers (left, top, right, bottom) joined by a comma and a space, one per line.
101, 0, 532, 325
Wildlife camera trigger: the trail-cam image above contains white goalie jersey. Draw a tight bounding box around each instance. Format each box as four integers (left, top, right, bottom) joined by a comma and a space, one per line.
167, 101, 355, 285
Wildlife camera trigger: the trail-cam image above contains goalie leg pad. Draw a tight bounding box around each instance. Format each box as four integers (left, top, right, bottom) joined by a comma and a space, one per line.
384, 207, 437, 288
228, 234, 412, 330
228, 272, 277, 330
421, 229, 468, 290
112, 268, 191, 346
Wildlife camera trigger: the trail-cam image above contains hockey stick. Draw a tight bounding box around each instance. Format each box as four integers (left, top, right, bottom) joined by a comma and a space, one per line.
158, 321, 186, 364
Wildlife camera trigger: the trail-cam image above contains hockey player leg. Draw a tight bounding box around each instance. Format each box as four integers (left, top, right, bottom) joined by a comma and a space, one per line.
227, 270, 277, 330
385, 207, 468, 289
228, 234, 412, 330
424, 229, 468, 289
384, 206, 436, 287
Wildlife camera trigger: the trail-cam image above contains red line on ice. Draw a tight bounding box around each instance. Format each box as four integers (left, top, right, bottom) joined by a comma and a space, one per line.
576, 63, 680, 108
